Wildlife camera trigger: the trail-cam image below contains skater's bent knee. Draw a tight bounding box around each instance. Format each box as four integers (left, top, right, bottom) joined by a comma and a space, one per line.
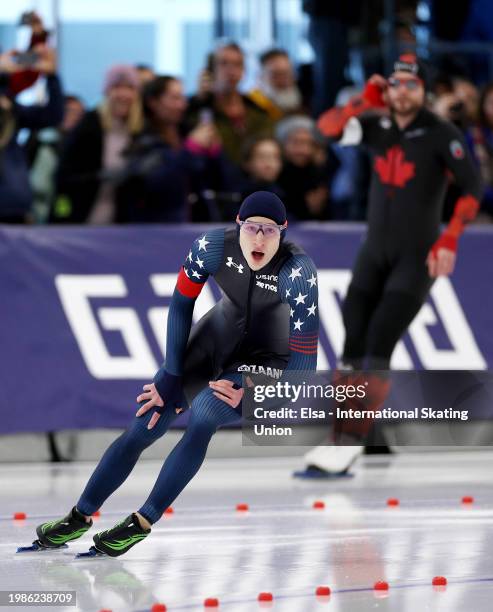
119, 421, 163, 452
186, 417, 217, 441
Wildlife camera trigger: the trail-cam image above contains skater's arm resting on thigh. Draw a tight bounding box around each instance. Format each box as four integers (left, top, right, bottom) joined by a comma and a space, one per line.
279, 254, 319, 372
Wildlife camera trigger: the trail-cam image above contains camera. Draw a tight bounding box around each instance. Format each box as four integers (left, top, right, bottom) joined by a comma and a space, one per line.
13, 51, 40, 67
19, 11, 36, 26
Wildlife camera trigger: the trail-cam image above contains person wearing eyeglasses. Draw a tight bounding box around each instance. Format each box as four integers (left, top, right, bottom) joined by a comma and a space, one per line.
31, 190, 319, 557
301, 54, 482, 477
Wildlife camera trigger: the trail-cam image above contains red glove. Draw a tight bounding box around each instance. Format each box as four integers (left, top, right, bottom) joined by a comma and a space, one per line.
317, 79, 387, 138
430, 195, 479, 257
430, 232, 458, 258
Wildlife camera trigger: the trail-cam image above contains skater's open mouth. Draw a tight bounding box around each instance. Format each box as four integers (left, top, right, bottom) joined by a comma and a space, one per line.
251, 250, 264, 262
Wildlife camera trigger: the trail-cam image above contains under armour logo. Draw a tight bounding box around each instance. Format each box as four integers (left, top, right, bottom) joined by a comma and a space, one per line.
226, 257, 244, 273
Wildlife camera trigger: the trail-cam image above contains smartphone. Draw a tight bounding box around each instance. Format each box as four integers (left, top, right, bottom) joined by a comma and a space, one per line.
13, 51, 40, 67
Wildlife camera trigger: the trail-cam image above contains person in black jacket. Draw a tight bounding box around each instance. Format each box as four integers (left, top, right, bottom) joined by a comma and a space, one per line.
276, 115, 338, 220
239, 136, 284, 199
25, 95, 85, 223
212, 135, 285, 220
303, 0, 364, 116
117, 75, 223, 223
52, 64, 143, 223
0, 45, 63, 223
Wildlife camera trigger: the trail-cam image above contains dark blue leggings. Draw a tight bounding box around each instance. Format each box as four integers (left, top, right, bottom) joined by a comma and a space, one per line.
77, 373, 242, 524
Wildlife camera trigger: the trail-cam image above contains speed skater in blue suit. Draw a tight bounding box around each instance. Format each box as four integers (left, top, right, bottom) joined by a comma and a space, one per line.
28, 191, 319, 557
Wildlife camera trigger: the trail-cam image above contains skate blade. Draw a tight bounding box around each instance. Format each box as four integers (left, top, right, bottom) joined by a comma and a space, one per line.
16, 541, 68, 553
292, 468, 355, 480
75, 545, 106, 559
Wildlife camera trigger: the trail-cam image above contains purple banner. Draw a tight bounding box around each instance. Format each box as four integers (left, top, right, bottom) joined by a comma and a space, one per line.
0, 223, 491, 434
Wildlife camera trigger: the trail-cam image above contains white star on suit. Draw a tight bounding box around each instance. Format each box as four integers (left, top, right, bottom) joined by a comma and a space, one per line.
195, 257, 204, 269
184, 267, 190, 277
191, 270, 202, 279
307, 274, 317, 288
290, 308, 295, 317
288, 267, 302, 282
285, 288, 291, 298
197, 236, 209, 251
293, 318, 304, 331
307, 303, 317, 316
187, 250, 193, 263
294, 292, 307, 305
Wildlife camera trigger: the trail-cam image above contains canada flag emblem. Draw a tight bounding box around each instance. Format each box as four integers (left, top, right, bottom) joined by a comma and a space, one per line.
374, 145, 415, 188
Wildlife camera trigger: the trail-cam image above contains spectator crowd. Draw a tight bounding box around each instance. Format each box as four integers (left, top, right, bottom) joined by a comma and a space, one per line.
1, 8, 493, 226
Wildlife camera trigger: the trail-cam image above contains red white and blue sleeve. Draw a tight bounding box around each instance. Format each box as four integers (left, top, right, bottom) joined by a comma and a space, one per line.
278, 254, 319, 372
153, 228, 225, 400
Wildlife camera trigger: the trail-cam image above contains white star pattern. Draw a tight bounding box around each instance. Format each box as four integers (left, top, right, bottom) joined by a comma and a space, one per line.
183, 232, 216, 285
197, 235, 209, 251
288, 267, 302, 282
281, 257, 319, 359
182, 234, 214, 286
307, 274, 317, 288
294, 292, 307, 305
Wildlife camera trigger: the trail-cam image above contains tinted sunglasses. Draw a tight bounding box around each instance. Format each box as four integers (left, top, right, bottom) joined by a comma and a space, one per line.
238, 220, 287, 238
387, 77, 422, 90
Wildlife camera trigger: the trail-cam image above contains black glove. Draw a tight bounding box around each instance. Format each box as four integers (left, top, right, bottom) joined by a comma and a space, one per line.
152, 368, 183, 415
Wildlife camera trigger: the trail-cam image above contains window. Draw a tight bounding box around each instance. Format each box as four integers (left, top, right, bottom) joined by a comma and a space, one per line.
58, 0, 215, 102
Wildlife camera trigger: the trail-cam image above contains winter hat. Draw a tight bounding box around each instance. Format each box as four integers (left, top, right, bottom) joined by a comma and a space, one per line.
238, 191, 287, 225
275, 114, 322, 145
389, 53, 429, 89
103, 64, 140, 94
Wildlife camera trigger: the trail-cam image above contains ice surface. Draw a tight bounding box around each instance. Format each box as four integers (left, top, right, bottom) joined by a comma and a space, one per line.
2, 452, 493, 611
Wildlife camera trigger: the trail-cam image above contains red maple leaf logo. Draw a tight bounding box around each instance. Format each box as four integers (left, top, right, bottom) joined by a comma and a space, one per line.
374, 145, 415, 188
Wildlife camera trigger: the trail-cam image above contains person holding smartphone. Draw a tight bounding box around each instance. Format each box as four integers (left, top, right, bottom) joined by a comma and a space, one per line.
187, 41, 273, 169
0, 44, 63, 223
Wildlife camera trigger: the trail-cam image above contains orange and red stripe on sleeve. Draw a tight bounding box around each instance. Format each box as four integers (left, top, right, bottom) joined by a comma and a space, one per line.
176, 267, 205, 298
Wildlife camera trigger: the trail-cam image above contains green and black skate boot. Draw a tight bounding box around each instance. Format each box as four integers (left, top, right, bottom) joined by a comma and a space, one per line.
92, 514, 150, 557
36, 507, 93, 549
